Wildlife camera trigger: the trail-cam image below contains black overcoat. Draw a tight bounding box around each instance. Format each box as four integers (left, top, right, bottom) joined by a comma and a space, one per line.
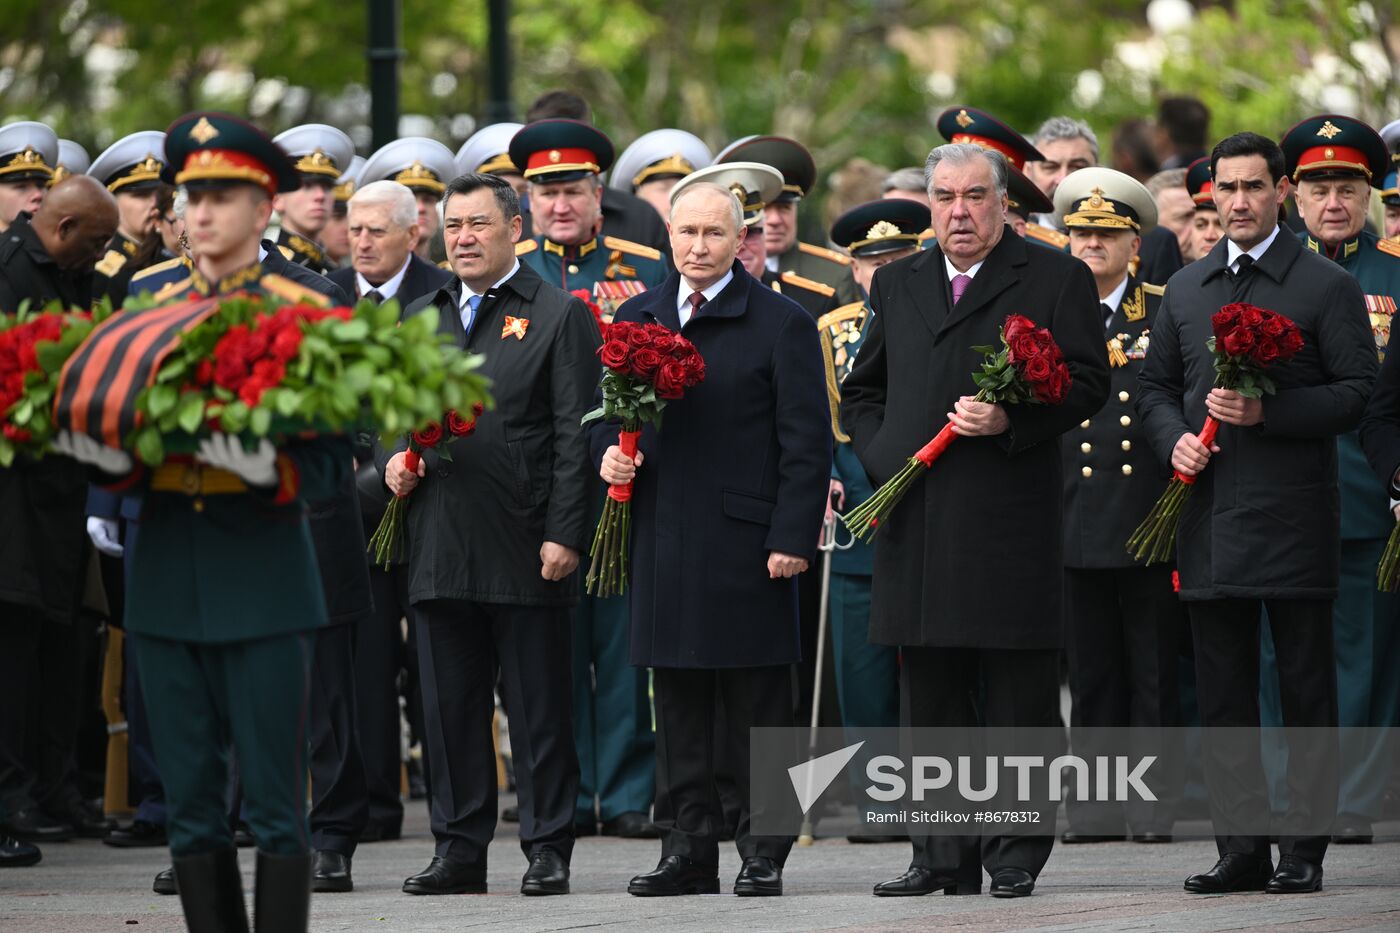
841, 227, 1109, 649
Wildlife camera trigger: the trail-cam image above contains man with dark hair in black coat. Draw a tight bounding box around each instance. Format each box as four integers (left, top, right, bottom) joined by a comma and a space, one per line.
1138, 132, 1378, 895
386, 172, 599, 897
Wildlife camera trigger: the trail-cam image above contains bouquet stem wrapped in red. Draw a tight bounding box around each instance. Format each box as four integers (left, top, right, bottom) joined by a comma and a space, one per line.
582, 320, 704, 597
367, 404, 482, 569
842, 313, 1072, 542
1127, 302, 1303, 564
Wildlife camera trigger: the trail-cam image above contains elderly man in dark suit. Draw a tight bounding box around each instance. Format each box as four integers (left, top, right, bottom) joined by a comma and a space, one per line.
841, 142, 1109, 898
385, 172, 600, 897
1138, 132, 1378, 896
594, 181, 830, 898
330, 178, 452, 849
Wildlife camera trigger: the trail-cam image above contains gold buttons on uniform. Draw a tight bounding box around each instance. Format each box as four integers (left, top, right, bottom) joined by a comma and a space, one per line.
1120, 415, 1131, 427
1080, 442, 1092, 454
1081, 419, 1091, 429
1121, 440, 1131, 451
1118, 390, 1130, 402
1121, 464, 1133, 476
1082, 466, 1093, 477
568, 264, 580, 274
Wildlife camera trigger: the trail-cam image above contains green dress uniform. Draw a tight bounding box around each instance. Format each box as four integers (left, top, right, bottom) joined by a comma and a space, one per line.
510, 117, 668, 831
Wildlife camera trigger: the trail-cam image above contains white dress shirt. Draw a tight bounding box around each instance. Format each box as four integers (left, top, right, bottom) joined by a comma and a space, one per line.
1101, 275, 1130, 328
1225, 223, 1281, 274
677, 269, 734, 326
356, 255, 412, 301
459, 259, 520, 333
944, 255, 986, 281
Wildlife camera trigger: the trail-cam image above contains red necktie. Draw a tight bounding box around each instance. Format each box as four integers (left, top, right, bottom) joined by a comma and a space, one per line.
688, 291, 705, 321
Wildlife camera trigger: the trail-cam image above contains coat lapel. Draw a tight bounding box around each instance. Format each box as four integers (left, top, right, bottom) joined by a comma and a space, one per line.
642, 273, 683, 331
899, 247, 951, 342
688, 262, 752, 325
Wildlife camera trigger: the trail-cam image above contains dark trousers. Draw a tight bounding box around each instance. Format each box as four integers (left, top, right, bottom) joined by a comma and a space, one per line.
308, 622, 368, 855
124, 633, 167, 825
356, 564, 410, 835
652, 665, 796, 869
0, 604, 84, 818
902, 647, 1060, 883
1063, 566, 1184, 834
134, 631, 313, 857
1188, 598, 1337, 866
415, 599, 578, 866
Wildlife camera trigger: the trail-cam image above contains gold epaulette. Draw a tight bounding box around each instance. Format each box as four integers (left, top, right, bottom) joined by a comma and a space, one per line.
1379, 237, 1400, 259
438, 259, 451, 270
1026, 223, 1070, 248
602, 235, 662, 261
515, 239, 538, 256
817, 300, 866, 332
918, 230, 936, 244
95, 249, 127, 278
131, 256, 187, 283
259, 273, 331, 307
780, 270, 836, 297
797, 241, 851, 266
1142, 282, 1166, 296
152, 278, 193, 303
277, 244, 296, 261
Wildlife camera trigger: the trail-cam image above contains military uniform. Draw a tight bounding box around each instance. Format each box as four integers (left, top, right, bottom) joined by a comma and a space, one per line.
509, 119, 663, 831
270, 124, 354, 275
0, 122, 56, 234
1052, 167, 1183, 841
360, 136, 457, 265
50, 139, 89, 185
87, 131, 167, 307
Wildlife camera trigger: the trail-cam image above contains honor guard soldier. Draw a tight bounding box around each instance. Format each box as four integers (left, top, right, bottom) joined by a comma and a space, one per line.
0, 121, 57, 233
1185, 157, 1223, 262
455, 122, 526, 197
87, 130, 167, 305
610, 128, 712, 220
1053, 166, 1182, 844
54, 111, 352, 933
322, 154, 363, 269
51, 139, 90, 185
821, 198, 928, 832
1277, 114, 1400, 845
508, 117, 664, 838
359, 136, 458, 263
715, 135, 860, 304
1381, 119, 1400, 240
270, 124, 355, 273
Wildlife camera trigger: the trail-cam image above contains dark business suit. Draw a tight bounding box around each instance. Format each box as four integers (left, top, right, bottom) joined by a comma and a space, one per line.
842, 227, 1109, 884
587, 262, 831, 868
389, 262, 599, 868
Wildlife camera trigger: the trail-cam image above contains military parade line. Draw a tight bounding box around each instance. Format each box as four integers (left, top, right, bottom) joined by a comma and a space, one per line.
1, 87, 1399, 932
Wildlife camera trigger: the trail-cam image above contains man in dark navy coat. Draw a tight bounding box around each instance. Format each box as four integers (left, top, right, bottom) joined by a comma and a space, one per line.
593, 181, 830, 898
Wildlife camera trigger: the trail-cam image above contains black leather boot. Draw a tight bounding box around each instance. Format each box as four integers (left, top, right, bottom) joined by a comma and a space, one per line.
253, 850, 313, 933
172, 847, 248, 933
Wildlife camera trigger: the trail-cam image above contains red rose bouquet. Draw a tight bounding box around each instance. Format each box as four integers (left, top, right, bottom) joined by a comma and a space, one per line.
0, 304, 105, 466
1127, 302, 1303, 564
367, 401, 484, 568
581, 320, 705, 596
842, 313, 1072, 542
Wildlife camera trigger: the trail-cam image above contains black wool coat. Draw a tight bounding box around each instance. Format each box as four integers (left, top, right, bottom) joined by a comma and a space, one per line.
841, 227, 1109, 649
1136, 231, 1377, 600
587, 262, 832, 669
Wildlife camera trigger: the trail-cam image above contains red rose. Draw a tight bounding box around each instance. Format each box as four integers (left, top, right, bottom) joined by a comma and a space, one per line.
650, 331, 677, 354
630, 347, 664, 379
1034, 367, 1071, 405
1032, 329, 1056, 351
1009, 333, 1041, 363
251, 358, 286, 387
1222, 329, 1256, 356
446, 409, 476, 436
1023, 354, 1053, 383
598, 339, 631, 371
655, 360, 688, 400
194, 359, 214, 387
3, 423, 31, 442
270, 325, 303, 363
1260, 315, 1286, 338
1280, 328, 1304, 356
413, 421, 444, 448
626, 326, 652, 349
605, 321, 635, 343
681, 351, 706, 386
1239, 306, 1265, 329
472, 401, 485, 416
1252, 340, 1281, 364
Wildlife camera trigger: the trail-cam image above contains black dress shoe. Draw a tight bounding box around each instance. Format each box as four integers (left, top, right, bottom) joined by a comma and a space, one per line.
105, 819, 168, 848
1266, 855, 1323, 894
312, 850, 353, 893
989, 867, 1035, 898
627, 855, 720, 896
0, 833, 40, 867
1, 808, 72, 842
501, 805, 520, 823
153, 866, 178, 895
1331, 820, 1373, 845
1060, 831, 1127, 844
1184, 854, 1273, 894
52, 801, 112, 838
521, 848, 570, 895
734, 856, 782, 896
872, 866, 977, 896
1133, 832, 1173, 844
601, 811, 659, 839
403, 856, 487, 895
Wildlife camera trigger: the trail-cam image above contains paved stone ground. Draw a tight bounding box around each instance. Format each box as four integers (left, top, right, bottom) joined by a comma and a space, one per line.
3, 804, 1397, 932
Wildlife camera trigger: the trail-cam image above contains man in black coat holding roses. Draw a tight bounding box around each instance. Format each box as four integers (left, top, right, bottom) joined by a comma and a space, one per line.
841, 142, 1109, 898
1137, 132, 1378, 895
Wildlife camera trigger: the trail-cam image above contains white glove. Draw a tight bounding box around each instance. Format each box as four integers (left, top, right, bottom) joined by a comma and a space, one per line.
52, 430, 134, 475
86, 517, 124, 558
195, 433, 279, 488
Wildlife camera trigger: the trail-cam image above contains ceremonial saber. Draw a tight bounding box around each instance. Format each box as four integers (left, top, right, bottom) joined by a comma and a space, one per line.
798, 511, 841, 846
